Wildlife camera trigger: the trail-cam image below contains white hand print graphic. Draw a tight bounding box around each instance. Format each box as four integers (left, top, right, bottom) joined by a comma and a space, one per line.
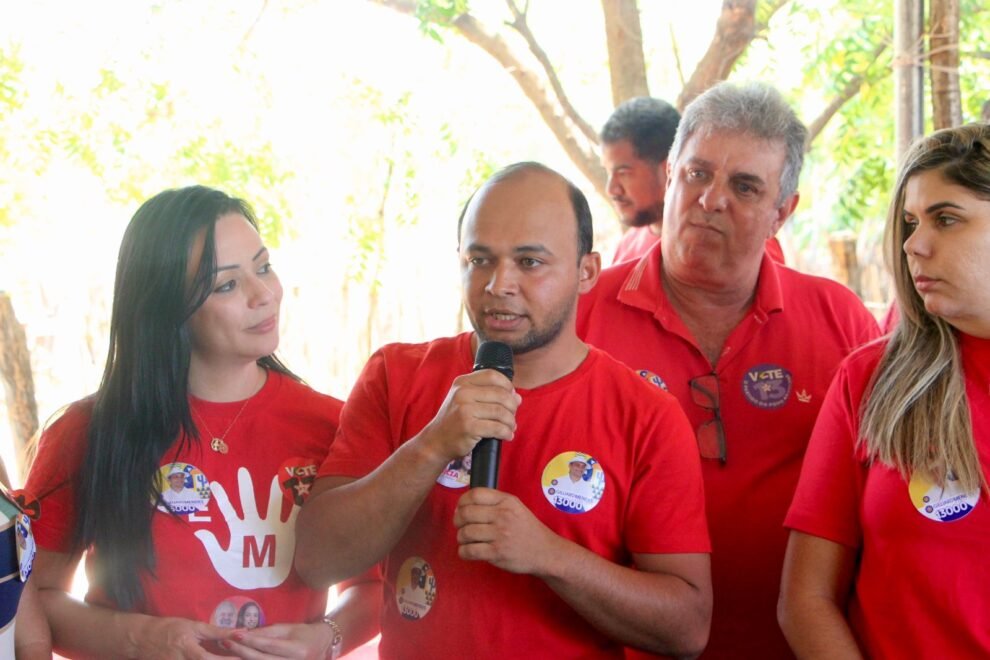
194, 467, 299, 589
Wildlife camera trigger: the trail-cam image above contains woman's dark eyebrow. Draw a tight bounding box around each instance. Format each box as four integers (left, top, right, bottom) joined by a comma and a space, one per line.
924, 201, 965, 214
215, 247, 268, 273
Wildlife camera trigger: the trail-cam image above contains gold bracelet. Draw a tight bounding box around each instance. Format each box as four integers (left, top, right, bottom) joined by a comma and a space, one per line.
321, 614, 343, 660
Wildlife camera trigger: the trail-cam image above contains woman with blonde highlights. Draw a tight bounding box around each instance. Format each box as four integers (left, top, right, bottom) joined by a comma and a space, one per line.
778, 124, 990, 657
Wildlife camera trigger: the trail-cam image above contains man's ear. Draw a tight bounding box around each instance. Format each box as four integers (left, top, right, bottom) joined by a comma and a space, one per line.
771, 192, 800, 236
578, 252, 602, 294
656, 159, 669, 188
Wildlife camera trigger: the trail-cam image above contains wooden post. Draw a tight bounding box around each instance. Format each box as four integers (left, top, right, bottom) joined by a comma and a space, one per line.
828, 231, 862, 298
0, 292, 38, 478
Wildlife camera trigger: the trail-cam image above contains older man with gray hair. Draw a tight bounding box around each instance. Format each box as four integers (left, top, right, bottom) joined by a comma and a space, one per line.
578, 82, 879, 658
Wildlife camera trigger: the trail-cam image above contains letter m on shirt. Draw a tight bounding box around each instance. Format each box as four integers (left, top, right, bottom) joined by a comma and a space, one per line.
243, 534, 276, 568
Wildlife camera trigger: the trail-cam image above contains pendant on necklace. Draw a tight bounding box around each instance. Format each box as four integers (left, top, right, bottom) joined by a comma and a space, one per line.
210, 437, 229, 454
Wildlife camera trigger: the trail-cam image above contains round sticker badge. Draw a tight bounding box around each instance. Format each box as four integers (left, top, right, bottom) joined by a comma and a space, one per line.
541, 451, 605, 514
154, 462, 211, 514
637, 369, 668, 391
15, 513, 35, 582
436, 453, 472, 489
279, 457, 320, 506
395, 557, 436, 620
908, 471, 979, 522
742, 363, 792, 409
210, 596, 266, 629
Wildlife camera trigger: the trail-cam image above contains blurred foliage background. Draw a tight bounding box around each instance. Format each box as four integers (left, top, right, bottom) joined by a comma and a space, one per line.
1, 0, 988, 480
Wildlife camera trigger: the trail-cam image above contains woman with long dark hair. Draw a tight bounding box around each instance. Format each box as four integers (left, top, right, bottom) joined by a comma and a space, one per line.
26, 186, 378, 658
778, 124, 990, 657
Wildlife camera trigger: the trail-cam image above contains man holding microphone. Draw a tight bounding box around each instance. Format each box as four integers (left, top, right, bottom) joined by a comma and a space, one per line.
296, 162, 711, 658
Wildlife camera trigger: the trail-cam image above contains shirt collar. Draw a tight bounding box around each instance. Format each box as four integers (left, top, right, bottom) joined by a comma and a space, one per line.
616, 241, 785, 321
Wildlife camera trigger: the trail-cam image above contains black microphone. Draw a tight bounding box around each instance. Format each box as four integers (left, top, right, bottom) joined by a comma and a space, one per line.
469, 341, 514, 489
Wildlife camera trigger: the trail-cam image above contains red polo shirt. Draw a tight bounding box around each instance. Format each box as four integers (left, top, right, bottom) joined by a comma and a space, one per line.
577, 242, 878, 658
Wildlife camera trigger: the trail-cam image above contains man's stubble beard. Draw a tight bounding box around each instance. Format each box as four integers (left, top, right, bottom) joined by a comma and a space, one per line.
471, 293, 577, 357
627, 201, 663, 229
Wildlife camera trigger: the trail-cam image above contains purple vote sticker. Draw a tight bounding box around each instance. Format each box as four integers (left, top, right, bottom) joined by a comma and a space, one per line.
742, 364, 792, 409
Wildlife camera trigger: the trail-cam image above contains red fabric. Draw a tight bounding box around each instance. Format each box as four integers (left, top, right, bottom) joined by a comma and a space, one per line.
764, 236, 786, 265
613, 226, 661, 264
577, 241, 878, 659
613, 228, 785, 266
786, 334, 990, 657
26, 371, 341, 626
879, 302, 899, 334
321, 333, 710, 659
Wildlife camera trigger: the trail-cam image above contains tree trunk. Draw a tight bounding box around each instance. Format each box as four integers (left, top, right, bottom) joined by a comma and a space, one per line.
601, 0, 648, 106
929, 0, 962, 130
894, 0, 925, 160
0, 292, 38, 476
828, 232, 861, 298
675, 0, 757, 111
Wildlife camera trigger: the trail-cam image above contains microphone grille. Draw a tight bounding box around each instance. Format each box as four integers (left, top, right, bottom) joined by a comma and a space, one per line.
474, 341, 514, 380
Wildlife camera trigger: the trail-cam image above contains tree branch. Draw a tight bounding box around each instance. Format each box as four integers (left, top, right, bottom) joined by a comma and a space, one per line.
600, 0, 649, 106
371, 0, 607, 199
805, 42, 889, 149
504, 0, 599, 145
676, 0, 758, 111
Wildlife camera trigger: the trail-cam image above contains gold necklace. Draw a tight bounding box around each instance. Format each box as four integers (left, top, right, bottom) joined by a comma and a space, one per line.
192, 399, 250, 454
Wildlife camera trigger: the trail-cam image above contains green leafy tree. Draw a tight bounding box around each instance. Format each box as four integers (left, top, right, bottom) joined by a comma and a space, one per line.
0, 45, 26, 228
368, 0, 988, 300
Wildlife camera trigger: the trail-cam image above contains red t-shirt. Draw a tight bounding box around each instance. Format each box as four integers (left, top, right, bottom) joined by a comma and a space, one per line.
785, 334, 990, 657
577, 242, 878, 658
612, 228, 785, 266
613, 226, 661, 264
320, 333, 710, 659
26, 371, 341, 627
879, 302, 899, 334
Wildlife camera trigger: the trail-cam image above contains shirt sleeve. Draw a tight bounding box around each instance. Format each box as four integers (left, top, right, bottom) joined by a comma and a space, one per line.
318, 349, 396, 479
24, 404, 91, 553
624, 389, 712, 555
784, 358, 869, 549
856, 307, 883, 347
